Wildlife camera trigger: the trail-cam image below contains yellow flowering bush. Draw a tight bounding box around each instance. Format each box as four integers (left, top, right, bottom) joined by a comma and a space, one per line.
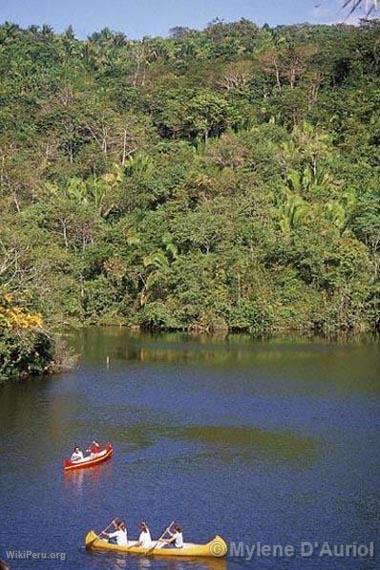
0, 292, 43, 330
0, 291, 56, 380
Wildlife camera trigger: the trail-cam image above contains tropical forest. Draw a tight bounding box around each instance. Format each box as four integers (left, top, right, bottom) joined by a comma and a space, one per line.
0, 18, 379, 378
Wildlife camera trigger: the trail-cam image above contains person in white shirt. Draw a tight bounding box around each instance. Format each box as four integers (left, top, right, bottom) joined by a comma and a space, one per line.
105, 520, 128, 546
138, 522, 152, 549
70, 447, 84, 462
165, 524, 184, 548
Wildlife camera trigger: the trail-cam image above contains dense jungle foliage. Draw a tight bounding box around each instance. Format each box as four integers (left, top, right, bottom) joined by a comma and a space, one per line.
0, 19, 379, 346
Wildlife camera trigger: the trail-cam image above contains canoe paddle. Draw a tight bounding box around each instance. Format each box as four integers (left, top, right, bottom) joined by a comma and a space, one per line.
86, 520, 116, 549
146, 521, 175, 556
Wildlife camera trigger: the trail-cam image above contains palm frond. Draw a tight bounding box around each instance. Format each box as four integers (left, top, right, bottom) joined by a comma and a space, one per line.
342, 0, 378, 17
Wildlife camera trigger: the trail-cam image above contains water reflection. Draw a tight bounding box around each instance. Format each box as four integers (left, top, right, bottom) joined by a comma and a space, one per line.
68, 328, 380, 395
173, 425, 318, 465
137, 559, 151, 570
165, 559, 227, 570
86, 550, 227, 570
66, 421, 317, 469
64, 462, 113, 495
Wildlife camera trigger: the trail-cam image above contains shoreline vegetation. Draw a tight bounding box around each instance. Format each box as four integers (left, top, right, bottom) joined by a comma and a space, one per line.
0, 292, 75, 381
0, 19, 379, 378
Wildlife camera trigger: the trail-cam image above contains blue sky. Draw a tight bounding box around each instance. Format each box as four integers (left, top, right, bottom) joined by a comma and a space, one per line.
0, 0, 358, 38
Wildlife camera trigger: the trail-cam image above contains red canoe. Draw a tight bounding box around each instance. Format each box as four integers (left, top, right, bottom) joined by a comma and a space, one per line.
64, 443, 113, 471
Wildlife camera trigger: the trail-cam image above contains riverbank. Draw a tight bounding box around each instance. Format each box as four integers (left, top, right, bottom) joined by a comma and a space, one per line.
61, 319, 380, 340
0, 292, 76, 382
0, 328, 76, 382
2, 313, 377, 382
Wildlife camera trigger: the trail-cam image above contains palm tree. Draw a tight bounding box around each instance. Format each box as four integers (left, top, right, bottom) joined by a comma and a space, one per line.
343, 0, 378, 16
140, 237, 178, 306
279, 191, 310, 235
326, 187, 357, 235
141, 251, 169, 306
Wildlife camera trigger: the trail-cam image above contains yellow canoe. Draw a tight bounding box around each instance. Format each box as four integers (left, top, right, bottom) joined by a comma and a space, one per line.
85, 530, 228, 558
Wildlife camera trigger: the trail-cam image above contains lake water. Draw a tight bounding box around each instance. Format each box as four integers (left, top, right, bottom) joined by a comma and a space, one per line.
0, 328, 379, 569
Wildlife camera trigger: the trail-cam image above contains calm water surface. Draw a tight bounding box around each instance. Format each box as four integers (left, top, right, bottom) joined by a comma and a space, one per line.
0, 329, 379, 570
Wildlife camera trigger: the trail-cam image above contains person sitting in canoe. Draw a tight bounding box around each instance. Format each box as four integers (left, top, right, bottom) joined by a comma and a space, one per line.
70, 446, 84, 462
164, 523, 184, 548
104, 519, 128, 546
87, 440, 101, 458
137, 522, 152, 549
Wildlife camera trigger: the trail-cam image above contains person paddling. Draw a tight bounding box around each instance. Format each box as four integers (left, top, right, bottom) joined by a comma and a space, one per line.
137, 522, 152, 549
87, 440, 101, 458
104, 519, 128, 546
70, 446, 84, 462
165, 523, 184, 548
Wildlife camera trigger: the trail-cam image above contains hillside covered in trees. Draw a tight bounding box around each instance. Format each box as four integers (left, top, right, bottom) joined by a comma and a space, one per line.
0, 19, 379, 346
